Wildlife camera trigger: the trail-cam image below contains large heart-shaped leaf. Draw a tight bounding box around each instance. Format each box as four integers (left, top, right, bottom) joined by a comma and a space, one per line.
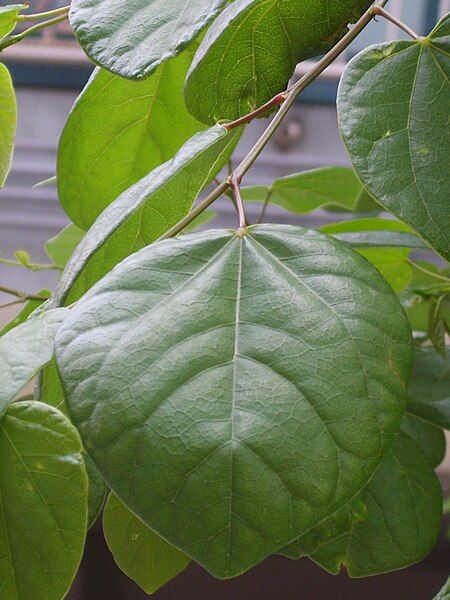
0, 307, 69, 417
55, 126, 240, 305
0, 401, 88, 600
280, 432, 442, 576
57, 46, 205, 230
55, 224, 412, 578
338, 15, 450, 262
0, 63, 17, 187
103, 493, 190, 594
184, 0, 372, 123
69, 0, 227, 79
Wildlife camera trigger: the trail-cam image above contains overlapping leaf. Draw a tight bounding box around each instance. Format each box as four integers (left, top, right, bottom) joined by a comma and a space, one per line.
57, 47, 205, 230
0, 4, 26, 41
69, 0, 227, 79
56, 224, 412, 578
103, 494, 190, 594
45, 224, 84, 269
338, 15, 450, 261
400, 414, 446, 468
0, 401, 88, 600
0, 63, 17, 187
185, 0, 373, 123
0, 290, 51, 336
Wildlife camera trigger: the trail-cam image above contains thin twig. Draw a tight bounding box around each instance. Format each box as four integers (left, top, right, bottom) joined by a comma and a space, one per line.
0, 13, 69, 50
0, 299, 27, 309
257, 189, 273, 223
18, 6, 69, 21
0, 257, 57, 271
407, 259, 450, 283
372, 5, 420, 40
0, 284, 49, 301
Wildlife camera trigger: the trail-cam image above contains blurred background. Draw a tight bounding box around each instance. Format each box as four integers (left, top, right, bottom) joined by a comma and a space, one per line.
0, 1, 449, 598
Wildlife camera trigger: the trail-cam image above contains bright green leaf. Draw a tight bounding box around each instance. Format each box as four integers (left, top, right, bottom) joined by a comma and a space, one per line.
69, 0, 227, 80
56, 224, 412, 578
400, 414, 446, 468
57, 47, 206, 230
285, 433, 442, 577
185, 1, 373, 123
0, 290, 51, 336
0, 401, 88, 600
407, 347, 450, 429
44, 224, 85, 269
0, 307, 69, 418
0, 4, 26, 41
0, 63, 17, 187
242, 168, 380, 215
103, 493, 190, 594
85, 454, 106, 528
338, 16, 450, 261
55, 126, 240, 305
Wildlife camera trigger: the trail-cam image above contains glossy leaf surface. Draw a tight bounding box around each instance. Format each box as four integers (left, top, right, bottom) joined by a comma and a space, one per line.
185, 0, 372, 123
282, 433, 442, 577
0, 63, 16, 187
57, 49, 205, 230
55, 126, 240, 305
56, 225, 412, 578
0, 307, 69, 417
103, 494, 190, 594
338, 16, 450, 261
69, 0, 227, 79
0, 401, 88, 599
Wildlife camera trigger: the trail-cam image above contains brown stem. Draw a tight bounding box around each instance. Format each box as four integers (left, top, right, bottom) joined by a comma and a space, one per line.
229, 174, 247, 229
224, 93, 287, 131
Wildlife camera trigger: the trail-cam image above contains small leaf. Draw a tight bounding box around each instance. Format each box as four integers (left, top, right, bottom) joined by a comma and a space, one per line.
56, 224, 412, 578
0, 4, 26, 41
281, 433, 442, 577
242, 168, 380, 214
338, 16, 450, 261
103, 494, 190, 594
85, 454, 106, 528
57, 46, 206, 230
428, 296, 447, 357
0, 307, 69, 417
0, 63, 17, 187
69, 0, 227, 79
14, 249, 31, 267
0, 290, 51, 336
185, 0, 373, 123
55, 126, 240, 306
407, 347, 450, 429
434, 577, 450, 600
0, 401, 88, 600
44, 224, 85, 269
400, 414, 446, 468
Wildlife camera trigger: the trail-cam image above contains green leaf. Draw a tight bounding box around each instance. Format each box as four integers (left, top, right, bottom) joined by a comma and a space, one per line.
428, 296, 447, 357
44, 224, 85, 269
407, 347, 450, 430
242, 168, 380, 214
57, 47, 206, 230
55, 126, 240, 306
55, 224, 412, 578
0, 4, 26, 41
13, 250, 30, 267
0, 307, 69, 418
85, 454, 106, 528
400, 414, 446, 468
0, 63, 17, 187
284, 433, 442, 577
434, 577, 450, 600
37, 360, 66, 413
185, 0, 373, 123
0, 290, 51, 336
103, 493, 190, 594
0, 401, 88, 600
183, 209, 216, 232
69, 0, 227, 80
338, 16, 450, 261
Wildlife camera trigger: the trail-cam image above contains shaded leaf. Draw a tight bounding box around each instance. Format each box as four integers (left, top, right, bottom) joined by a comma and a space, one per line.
103, 493, 190, 594
44, 224, 85, 269
185, 0, 373, 123
0, 290, 51, 336
0, 63, 17, 187
56, 224, 412, 578
0, 401, 88, 600
85, 454, 106, 528
338, 16, 450, 261
69, 0, 227, 79
400, 414, 446, 468
428, 296, 447, 356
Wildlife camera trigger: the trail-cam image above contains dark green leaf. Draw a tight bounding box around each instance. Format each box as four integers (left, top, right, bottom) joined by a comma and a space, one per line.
44, 224, 85, 269
0, 290, 51, 336
338, 16, 450, 261
407, 347, 450, 429
429, 296, 447, 356
55, 126, 240, 305
85, 454, 106, 528
0, 4, 26, 41
242, 168, 380, 214
0, 307, 69, 417
56, 224, 412, 578
37, 360, 66, 414
69, 0, 227, 79
0, 63, 16, 187
185, 0, 373, 123
280, 433, 442, 577
0, 401, 88, 599
400, 414, 446, 468
103, 493, 190, 594
57, 48, 206, 230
